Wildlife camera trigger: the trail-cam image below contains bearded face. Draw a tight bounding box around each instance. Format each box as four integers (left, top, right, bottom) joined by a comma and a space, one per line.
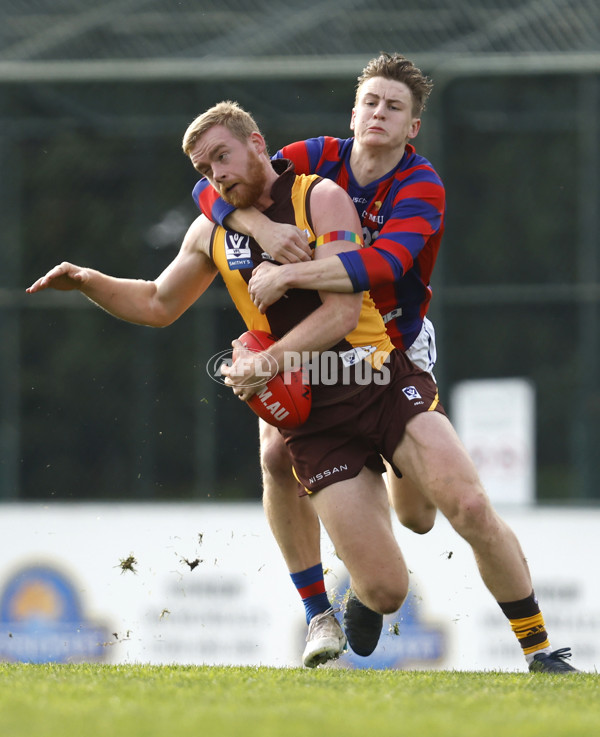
221, 147, 268, 209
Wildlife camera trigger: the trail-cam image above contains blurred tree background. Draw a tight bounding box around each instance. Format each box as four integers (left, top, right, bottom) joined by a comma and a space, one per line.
0, 1, 598, 503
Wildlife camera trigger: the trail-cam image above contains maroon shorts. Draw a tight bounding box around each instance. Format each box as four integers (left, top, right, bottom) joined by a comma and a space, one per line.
279, 349, 446, 494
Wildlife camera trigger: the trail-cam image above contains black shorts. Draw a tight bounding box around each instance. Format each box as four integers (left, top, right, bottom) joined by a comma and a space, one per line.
280, 349, 446, 494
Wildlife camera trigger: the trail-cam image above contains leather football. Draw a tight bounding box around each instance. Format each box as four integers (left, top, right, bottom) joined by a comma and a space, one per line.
234, 330, 312, 429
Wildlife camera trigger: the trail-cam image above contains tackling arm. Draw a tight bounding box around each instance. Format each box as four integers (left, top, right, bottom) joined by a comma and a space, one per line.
265, 180, 363, 365
222, 179, 363, 398
194, 174, 310, 264
26, 215, 218, 327
338, 172, 445, 292
248, 164, 445, 309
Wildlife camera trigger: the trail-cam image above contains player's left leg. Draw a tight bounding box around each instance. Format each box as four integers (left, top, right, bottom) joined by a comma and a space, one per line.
393, 411, 533, 599
392, 410, 578, 672
393, 316, 439, 535
386, 467, 436, 534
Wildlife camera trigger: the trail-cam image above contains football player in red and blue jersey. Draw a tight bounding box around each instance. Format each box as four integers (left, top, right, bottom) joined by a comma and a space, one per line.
196, 55, 443, 361
192, 54, 578, 674
193, 54, 442, 659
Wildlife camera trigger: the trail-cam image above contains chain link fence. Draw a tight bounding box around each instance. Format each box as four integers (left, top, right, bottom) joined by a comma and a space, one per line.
1, 1, 599, 501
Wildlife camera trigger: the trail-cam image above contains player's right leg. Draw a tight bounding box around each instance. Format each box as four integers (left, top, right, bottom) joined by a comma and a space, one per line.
338, 469, 435, 658
260, 420, 322, 574
343, 319, 439, 656
338, 469, 436, 658
310, 465, 409, 617
259, 420, 345, 667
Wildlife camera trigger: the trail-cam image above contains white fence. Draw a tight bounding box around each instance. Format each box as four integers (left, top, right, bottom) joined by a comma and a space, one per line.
0, 503, 597, 672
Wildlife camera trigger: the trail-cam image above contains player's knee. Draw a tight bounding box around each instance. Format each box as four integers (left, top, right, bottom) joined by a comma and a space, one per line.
400, 516, 435, 535
396, 507, 436, 535
373, 589, 407, 615
445, 486, 493, 536
362, 580, 408, 615
260, 431, 292, 484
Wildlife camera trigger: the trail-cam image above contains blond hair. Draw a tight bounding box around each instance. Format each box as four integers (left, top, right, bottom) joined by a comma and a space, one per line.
356, 52, 433, 116
182, 100, 261, 155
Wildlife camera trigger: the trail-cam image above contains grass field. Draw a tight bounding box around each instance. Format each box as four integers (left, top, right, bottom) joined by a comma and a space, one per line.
0, 663, 598, 737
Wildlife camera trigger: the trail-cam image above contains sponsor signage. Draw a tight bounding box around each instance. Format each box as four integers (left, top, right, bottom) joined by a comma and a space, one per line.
0, 504, 596, 671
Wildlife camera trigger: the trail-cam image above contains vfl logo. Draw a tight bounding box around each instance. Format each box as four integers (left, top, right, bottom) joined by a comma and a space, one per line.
225, 232, 253, 270
382, 308, 403, 324
402, 386, 422, 401
340, 345, 376, 367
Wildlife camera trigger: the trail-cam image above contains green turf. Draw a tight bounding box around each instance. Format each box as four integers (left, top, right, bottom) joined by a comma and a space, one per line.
0, 663, 598, 737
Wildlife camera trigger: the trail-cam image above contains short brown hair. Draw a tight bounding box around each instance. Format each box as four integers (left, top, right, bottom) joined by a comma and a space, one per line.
182, 100, 261, 155
356, 52, 433, 116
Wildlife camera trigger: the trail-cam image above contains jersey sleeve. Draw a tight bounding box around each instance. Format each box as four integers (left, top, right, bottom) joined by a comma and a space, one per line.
275, 137, 345, 179
193, 136, 343, 225
192, 177, 235, 226
274, 140, 316, 174
337, 166, 445, 292
190, 141, 322, 224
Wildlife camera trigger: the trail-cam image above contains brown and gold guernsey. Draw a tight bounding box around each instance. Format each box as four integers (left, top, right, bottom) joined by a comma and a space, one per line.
210, 159, 395, 405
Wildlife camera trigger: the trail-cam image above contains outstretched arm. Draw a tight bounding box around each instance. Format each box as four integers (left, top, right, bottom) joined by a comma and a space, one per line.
26, 215, 218, 327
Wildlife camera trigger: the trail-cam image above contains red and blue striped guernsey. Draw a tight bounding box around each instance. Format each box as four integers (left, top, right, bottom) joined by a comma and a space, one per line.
194, 135, 445, 353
